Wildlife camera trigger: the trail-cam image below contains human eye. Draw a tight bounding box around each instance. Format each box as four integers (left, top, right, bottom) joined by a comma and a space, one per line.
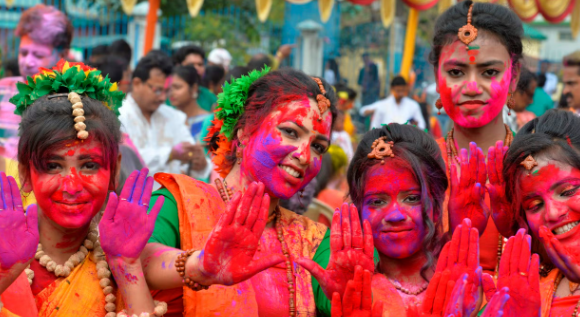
404, 194, 421, 204
561, 185, 580, 197
524, 199, 543, 213
46, 162, 62, 172
312, 142, 328, 155
482, 69, 500, 78
447, 69, 464, 78
365, 197, 387, 207
82, 161, 101, 172
279, 127, 298, 139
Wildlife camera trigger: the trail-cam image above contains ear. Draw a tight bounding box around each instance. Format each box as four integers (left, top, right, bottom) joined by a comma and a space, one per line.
510, 63, 522, 93
18, 164, 33, 193
110, 153, 123, 191
237, 128, 248, 146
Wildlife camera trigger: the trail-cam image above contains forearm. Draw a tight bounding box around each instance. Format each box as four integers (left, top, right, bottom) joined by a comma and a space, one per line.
0, 263, 27, 295
141, 243, 185, 290
108, 257, 155, 315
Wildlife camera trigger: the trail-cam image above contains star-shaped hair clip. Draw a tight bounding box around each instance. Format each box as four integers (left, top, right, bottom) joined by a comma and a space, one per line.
520, 155, 538, 176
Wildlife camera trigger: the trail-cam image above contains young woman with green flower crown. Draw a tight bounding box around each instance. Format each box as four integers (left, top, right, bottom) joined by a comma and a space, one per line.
139, 67, 339, 316
0, 60, 166, 317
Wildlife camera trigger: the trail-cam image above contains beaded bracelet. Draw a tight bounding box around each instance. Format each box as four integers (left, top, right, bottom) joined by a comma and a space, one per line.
116, 300, 167, 317
175, 249, 209, 291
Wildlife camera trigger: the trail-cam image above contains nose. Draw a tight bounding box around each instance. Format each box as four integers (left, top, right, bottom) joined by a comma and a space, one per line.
462, 80, 482, 97
292, 142, 311, 166
384, 205, 406, 223
544, 200, 568, 224
62, 169, 83, 195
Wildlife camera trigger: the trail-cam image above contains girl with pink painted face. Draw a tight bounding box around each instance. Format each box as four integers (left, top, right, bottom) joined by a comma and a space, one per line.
503, 110, 580, 316
430, 1, 525, 275
140, 68, 338, 316
0, 61, 166, 316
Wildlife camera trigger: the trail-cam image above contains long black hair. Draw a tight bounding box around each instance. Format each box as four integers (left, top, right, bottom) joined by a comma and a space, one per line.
347, 123, 448, 280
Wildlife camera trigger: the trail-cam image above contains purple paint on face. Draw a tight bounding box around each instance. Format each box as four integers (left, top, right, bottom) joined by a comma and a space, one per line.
241, 99, 332, 199
18, 35, 58, 78
361, 160, 429, 259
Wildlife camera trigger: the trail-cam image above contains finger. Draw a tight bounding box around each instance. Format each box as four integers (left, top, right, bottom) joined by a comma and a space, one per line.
1, 173, 12, 210
442, 279, 456, 316
459, 148, 470, 188
119, 170, 138, 202
222, 191, 242, 226
235, 182, 256, 225
487, 146, 498, 185
362, 270, 372, 311
529, 253, 541, 293
25, 204, 39, 236
101, 192, 119, 223
352, 266, 363, 309
433, 270, 451, 314
496, 142, 506, 183
342, 203, 352, 249
350, 204, 363, 249
468, 143, 478, 186
363, 220, 374, 258
139, 174, 155, 206
0, 172, 6, 210
331, 292, 342, 317
518, 234, 531, 274
510, 229, 524, 275
450, 158, 459, 194
246, 182, 265, 228
245, 254, 286, 281
482, 273, 497, 302
435, 244, 449, 274
477, 148, 487, 185
422, 271, 441, 313
468, 228, 480, 270
147, 196, 165, 232
445, 274, 467, 316
8, 176, 24, 213
499, 236, 513, 279
295, 257, 328, 286
449, 225, 462, 266
251, 193, 271, 236
131, 168, 149, 203
343, 280, 355, 316
330, 209, 344, 252
372, 301, 384, 317
458, 220, 470, 265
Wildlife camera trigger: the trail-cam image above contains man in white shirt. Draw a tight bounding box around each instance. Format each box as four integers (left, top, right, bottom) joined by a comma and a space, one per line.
359, 76, 426, 130
119, 53, 211, 183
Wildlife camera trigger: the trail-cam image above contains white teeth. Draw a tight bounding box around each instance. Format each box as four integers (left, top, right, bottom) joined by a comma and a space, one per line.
553, 221, 580, 235
280, 165, 301, 178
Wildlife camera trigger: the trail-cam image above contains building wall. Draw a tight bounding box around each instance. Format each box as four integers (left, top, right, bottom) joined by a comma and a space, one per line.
533, 24, 580, 63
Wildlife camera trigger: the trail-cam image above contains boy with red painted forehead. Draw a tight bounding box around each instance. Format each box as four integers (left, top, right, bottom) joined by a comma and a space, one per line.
0, 60, 167, 316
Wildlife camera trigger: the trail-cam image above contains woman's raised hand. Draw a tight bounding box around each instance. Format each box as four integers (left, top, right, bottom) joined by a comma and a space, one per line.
538, 225, 580, 282
330, 266, 383, 317
486, 141, 515, 237
296, 203, 374, 299
427, 218, 482, 317
482, 228, 540, 317
480, 287, 509, 317
194, 182, 285, 286
99, 168, 164, 260
448, 143, 489, 234
0, 172, 38, 270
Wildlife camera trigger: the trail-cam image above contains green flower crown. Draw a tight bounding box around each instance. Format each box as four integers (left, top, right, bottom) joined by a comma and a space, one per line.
10, 59, 125, 116
214, 66, 270, 140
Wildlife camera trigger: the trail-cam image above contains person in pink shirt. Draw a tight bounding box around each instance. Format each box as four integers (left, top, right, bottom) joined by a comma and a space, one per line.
0, 4, 72, 156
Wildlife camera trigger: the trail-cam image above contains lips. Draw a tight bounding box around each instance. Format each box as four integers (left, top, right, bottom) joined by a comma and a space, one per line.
279, 164, 304, 179
552, 220, 580, 237
458, 100, 487, 110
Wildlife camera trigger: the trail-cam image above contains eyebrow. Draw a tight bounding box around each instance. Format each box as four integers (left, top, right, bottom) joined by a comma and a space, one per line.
78, 154, 104, 161
443, 60, 504, 68
522, 177, 580, 200
364, 188, 421, 196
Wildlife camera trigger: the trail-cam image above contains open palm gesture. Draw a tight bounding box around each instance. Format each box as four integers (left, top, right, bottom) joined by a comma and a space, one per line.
197, 182, 285, 286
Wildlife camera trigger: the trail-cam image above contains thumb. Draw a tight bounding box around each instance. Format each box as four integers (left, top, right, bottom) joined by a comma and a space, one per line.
482, 273, 497, 302
331, 292, 343, 317
102, 192, 119, 223
25, 204, 39, 238
295, 257, 328, 285
244, 254, 285, 283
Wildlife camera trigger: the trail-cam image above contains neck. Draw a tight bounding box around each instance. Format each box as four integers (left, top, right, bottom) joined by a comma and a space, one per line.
179, 99, 204, 118
224, 164, 280, 228
452, 113, 507, 156
38, 210, 91, 265
378, 250, 432, 286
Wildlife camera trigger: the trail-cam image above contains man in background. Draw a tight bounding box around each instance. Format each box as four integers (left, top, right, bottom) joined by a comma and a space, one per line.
359, 76, 425, 130
358, 53, 380, 106
563, 51, 580, 114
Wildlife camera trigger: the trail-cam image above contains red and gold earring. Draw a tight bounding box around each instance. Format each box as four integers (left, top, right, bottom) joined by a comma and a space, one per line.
435, 99, 443, 115
507, 93, 515, 116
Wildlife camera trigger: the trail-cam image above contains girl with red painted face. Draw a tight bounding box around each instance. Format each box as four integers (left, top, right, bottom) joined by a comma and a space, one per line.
139, 68, 337, 316
430, 1, 524, 276
0, 61, 167, 316
503, 110, 580, 316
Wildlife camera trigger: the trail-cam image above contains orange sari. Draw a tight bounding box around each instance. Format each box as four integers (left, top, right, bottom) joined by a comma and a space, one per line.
155, 173, 328, 316
0, 252, 124, 317
539, 269, 579, 317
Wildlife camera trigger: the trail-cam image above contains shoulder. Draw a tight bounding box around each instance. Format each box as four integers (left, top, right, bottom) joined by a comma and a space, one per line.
158, 105, 187, 119
404, 97, 421, 107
